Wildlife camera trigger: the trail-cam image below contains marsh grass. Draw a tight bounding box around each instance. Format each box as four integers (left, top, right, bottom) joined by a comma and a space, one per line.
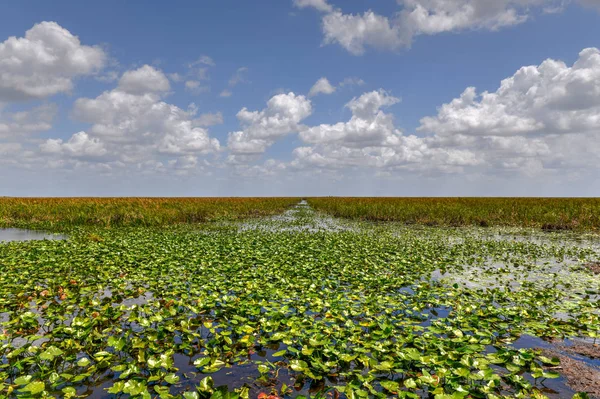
0, 198, 299, 230
308, 198, 600, 231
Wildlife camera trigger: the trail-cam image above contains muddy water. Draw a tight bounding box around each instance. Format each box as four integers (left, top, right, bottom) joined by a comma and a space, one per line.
0, 228, 66, 242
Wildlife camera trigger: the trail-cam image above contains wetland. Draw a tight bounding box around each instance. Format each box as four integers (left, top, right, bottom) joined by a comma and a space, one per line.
1, 199, 599, 399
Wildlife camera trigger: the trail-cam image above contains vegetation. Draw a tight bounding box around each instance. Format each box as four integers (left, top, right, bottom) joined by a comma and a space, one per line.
1, 202, 599, 398
308, 198, 600, 231
0, 198, 299, 229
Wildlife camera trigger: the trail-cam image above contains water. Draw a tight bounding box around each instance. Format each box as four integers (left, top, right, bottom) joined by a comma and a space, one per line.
0, 228, 66, 242
237, 200, 352, 233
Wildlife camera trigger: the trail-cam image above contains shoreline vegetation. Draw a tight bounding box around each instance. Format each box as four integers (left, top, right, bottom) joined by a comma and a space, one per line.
2, 197, 600, 231
308, 198, 600, 231
1, 200, 599, 398
0, 198, 300, 230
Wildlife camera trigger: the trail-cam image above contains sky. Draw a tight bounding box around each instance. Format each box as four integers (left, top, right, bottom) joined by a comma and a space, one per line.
1, 0, 600, 196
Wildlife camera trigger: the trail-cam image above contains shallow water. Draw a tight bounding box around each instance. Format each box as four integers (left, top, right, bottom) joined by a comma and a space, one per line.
237, 200, 352, 233
4, 203, 600, 398
0, 228, 66, 242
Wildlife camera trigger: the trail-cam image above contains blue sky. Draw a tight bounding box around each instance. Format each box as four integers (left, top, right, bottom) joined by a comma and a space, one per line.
1, 0, 600, 196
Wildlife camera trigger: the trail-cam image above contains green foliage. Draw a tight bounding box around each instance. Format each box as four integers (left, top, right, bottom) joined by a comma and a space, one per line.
0, 197, 300, 229
0, 201, 599, 398
308, 197, 600, 230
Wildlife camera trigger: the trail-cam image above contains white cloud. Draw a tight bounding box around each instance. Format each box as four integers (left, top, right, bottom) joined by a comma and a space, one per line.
293, 0, 333, 13
195, 111, 224, 127
411, 47, 600, 176
219, 67, 249, 98
419, 47, 600, 137
339, 77, 366, 87
0, 142, 22, 156
40, 65, 220, 168
322, 11, 408, 56
301, 91, 401, 147
41, 131, 107, 159
95, 70, 120, 83
189, 55, 216, 67
227, 92, 312, 156
309, 77, 336, 97
398, 0, 542, 35
0, 21, 106, 101
229, 67, 249, 87
118, 65, 171, 94
185, 80, 209, 94
295, 89, 478, 172
168, 73, 184, 82
310, 0, 582, 55
167, 55, 215, 93
0, 103, 57, 137
346, 90, 401, 119
578, 0, 600, 10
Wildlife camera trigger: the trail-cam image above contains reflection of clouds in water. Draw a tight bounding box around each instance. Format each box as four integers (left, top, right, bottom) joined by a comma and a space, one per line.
432, 260, 600, 294
0, 228, 66, 242
237, 201, 354, 233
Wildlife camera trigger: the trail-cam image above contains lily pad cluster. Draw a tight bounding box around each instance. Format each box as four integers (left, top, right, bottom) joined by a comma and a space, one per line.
1, 202, 599, 398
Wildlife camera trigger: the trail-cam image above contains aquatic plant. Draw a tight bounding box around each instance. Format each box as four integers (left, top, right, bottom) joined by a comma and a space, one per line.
308, 198, 600, 231
1, 202, 599, 398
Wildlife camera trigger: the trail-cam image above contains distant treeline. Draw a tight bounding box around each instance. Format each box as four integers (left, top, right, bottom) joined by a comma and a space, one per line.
307, 197, 600, 231
0, 197, 299, 229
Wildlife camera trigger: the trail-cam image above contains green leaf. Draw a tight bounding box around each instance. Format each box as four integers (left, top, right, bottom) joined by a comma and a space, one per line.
77, 357, 91, 367
198, 376, 214, 393
62, 387, 77, 396
289, 359, 309, 372
22, 381, 45, 395
380, 380, 400, 393
165, 373, 180, 385
404, 378, 417, 389
14, 376, 32, 385
39, 346, 63, 361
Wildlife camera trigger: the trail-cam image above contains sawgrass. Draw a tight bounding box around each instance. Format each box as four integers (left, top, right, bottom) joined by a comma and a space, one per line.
0, 197, 299, 229
308, 197, 600, 230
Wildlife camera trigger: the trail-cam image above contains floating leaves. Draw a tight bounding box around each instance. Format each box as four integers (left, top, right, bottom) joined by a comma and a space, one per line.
0, 201, 599, 398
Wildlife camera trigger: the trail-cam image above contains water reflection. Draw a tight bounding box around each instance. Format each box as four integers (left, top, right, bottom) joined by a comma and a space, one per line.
0, 228, 66, 242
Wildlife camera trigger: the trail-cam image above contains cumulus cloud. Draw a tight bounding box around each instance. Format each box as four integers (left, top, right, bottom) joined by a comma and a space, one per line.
194, 111, 224, 127
302, 0, 587, 55
419, 47, 600, 136
41, 65, 219, 167
41, 131, 107, 159
309, 77, 336, 97
292, 48, 600, 178
184, 80, 209, 94
168, 73, 184, 82
293, 0, 333, 13
227, 92, 312, 156
294, 89, 479, 173
118, 65, 170, 94
413, 47, 600, 176
322, 11, 408, 56
301, 90, 401, 146
0, 103, 57, 137
0, 21, 106, 100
